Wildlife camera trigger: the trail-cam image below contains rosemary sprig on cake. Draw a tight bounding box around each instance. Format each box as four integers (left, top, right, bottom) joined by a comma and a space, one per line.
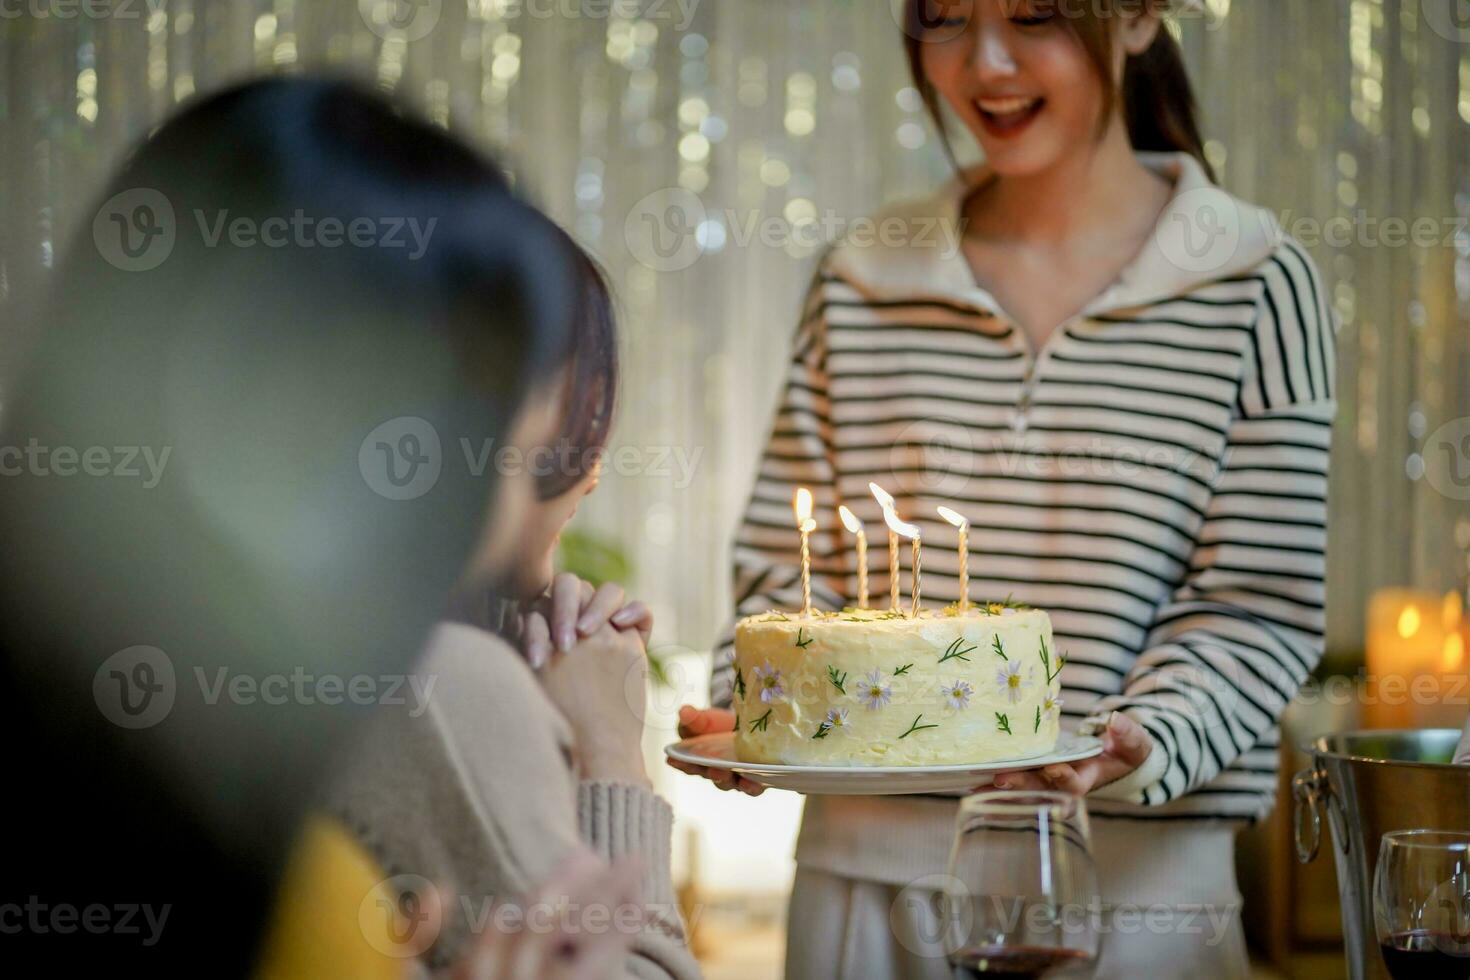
826, 665, 848, 693
794, 627, 814, 649
937, 637, 975, 664
991, 635, 1007, 661
898, 714, 940, 739
748, 709, 773, 733
996, 712, 1012, 735
893, 663, 913, 676
1038, 636, 1065, 685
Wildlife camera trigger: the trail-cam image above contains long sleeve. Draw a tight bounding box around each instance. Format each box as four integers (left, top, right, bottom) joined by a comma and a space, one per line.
331, 624, 699, 980
1088, 240, 1338, 807
711, 262, 851, 709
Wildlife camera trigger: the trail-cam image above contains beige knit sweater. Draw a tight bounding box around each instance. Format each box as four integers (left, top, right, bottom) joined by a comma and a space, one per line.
330, 622, 700, 979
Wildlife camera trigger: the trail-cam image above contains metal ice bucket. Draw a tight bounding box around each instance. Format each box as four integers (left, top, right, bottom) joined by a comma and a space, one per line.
1292, 729, 1470, 979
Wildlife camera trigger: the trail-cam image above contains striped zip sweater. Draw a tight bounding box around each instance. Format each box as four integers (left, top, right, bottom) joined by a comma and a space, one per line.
711, 153, 1337, 828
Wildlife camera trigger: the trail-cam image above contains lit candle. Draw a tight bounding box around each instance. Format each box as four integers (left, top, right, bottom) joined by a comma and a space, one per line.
838, 505, 868, 609
1364, 587, 1467, 728
937, 506, 969, 611
882, 506, 923, 618
794, 487, 816, 618
870, 483, 900, 613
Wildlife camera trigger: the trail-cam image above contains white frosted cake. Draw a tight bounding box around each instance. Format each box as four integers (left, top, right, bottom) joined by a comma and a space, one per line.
731, 604, 1062, 766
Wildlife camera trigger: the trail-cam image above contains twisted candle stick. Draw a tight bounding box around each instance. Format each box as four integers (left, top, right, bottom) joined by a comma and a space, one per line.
910, 535, 921, 619
888, 529, 899, 613
856, 531, 868, 609
799, 523, 813, 617
958, 524, 968, 611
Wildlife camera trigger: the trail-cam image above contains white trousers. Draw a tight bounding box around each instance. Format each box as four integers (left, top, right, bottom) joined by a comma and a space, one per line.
783, 817, 1251, 980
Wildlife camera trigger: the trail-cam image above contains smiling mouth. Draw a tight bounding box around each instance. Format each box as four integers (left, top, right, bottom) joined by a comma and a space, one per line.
974, 96, 1045, 135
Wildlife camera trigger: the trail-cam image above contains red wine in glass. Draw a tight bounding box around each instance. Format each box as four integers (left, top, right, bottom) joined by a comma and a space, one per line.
950, 945, 1094, 979
1379, 930, 1470, 980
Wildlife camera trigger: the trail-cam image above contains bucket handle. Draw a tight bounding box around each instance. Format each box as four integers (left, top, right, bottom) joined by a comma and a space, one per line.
1291, 766, 1326, 863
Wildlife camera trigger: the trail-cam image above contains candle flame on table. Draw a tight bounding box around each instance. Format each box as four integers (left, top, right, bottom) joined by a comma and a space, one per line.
838, 504, 863, 535
1398, 605, 1421, 639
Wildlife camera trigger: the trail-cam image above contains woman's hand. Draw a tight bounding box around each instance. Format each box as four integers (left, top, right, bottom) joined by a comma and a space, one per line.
663, 706, 765, 796
446, 848, 643, 980
522, 573, 653, 667
539, 622, 651, 788
992, 711, 1154, 796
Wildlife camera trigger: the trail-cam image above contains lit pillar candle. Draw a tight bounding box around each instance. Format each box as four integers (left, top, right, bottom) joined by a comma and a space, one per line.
794, 488, 816, 618
882, 506, 923, 618
838, 505, 868, 609
869, 483, 899, 613
937, 506, 970, 611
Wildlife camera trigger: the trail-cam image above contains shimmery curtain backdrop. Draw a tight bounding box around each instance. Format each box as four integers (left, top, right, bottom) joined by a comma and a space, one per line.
3, 0, 1469, 662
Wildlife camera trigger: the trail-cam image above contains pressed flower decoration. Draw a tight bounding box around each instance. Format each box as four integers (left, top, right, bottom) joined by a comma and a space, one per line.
752, 662, 785, 704
1044, 693, 1063, 718
996, 660, 1027, 704
941, 679, 974, 710
857, 668, 892, 710
813, 706, 850, 739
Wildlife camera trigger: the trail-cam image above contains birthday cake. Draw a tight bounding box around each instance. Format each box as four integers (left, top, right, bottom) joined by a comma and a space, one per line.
731, 603, 1062, 767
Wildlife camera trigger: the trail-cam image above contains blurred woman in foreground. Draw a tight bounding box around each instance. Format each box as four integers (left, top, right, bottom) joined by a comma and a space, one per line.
0, 76, 634, 976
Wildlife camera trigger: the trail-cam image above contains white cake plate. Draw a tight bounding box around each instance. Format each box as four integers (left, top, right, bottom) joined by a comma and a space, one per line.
665, 731, 1103, 796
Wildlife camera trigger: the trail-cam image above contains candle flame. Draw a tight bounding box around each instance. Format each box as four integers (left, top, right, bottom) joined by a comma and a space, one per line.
882, 506, 921, 540
868, 482, 895, 511
936, 505, 969, 530
838, 505, 863, 535
1445, 632, 1466, 672
1397, 605, 1422, 639
794, 487, 813, 523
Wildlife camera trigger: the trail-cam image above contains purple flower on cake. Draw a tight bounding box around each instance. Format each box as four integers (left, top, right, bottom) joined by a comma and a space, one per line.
997, 660, 1028, 704
941, 680, 974, 710
825, 707, 850, 730
857, 669, 892, 710
753, 662, 785, 704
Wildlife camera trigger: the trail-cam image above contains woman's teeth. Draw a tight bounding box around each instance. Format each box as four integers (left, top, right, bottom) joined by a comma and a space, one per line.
977, 96, 1040, 115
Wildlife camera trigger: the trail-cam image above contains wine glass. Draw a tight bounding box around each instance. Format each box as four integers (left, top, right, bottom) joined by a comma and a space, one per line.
941, 790, 1099, 979
1374, 830, 1470, 979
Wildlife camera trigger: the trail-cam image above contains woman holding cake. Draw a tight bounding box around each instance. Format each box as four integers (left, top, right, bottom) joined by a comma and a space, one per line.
673, 1, 1336, 976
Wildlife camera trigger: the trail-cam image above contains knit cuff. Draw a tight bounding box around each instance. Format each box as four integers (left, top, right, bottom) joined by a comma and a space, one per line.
577, 781, 679, 912
1088, 732, 1171, 803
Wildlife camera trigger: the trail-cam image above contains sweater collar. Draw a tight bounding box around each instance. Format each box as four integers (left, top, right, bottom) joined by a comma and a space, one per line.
828, 151, 1281, 317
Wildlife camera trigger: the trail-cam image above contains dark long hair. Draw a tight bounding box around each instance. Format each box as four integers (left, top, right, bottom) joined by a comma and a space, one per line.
0, 77, 577, 972
536, 234, 619, 501
903, 0, 1215, 181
